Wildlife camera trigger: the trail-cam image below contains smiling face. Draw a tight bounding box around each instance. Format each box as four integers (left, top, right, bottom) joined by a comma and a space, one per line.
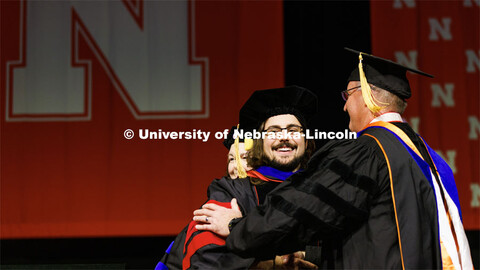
262, 114, 306, 172
227, 142, 250, 179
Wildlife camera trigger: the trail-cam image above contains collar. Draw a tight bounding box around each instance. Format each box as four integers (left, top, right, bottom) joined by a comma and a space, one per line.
247, 166, 301, 182
369, 112, 403, 124
360, 121, 422, 159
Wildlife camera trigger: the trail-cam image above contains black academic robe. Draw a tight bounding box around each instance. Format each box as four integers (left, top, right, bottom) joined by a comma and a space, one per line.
181, 176, 282, 270
226, 124, 443, 269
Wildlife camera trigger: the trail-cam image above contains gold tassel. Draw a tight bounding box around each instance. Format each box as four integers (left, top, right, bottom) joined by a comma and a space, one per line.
244, 138, 253, 151
358, 53, 388, 114
234, 124, 247, 178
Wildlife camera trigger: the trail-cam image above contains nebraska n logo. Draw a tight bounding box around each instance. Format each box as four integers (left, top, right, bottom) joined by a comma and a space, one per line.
5, 0, 209, 121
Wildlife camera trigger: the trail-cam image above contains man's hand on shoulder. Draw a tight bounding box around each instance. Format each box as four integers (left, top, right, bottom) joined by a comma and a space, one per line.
193, 198, 242, 237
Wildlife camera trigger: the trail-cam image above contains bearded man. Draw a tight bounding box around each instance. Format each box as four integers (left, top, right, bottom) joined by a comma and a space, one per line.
182, 86, 317, 269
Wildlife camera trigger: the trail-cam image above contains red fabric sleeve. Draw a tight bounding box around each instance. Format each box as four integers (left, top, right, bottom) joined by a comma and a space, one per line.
182, 200, 232, 270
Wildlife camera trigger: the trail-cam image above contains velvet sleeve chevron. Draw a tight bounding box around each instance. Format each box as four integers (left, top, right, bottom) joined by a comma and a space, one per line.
226, 138, 386, 259
183, 177, 259, 269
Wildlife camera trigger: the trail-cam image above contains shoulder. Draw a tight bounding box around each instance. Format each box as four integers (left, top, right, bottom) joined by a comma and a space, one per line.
308, 136, 383, 168
206, 177, 257, 213
207, 177, 252, 198
360, 125, 405, 147
302, 136, 388, 189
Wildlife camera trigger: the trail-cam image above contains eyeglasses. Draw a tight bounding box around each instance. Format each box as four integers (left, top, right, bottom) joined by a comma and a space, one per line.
341, 86, 361, 101
264, 125, 303, 137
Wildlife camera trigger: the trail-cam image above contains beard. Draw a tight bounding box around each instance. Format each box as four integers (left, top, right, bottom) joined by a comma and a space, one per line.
266, 142, 303, 172
267, 155, 303, 172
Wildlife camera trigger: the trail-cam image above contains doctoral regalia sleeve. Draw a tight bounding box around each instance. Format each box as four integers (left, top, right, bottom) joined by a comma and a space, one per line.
156, 225, 188, 270
183, 177, 258, 269
226, 138, 385, 259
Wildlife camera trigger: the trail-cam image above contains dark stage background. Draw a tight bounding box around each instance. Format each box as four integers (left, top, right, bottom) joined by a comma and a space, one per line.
2, 1, 478, 269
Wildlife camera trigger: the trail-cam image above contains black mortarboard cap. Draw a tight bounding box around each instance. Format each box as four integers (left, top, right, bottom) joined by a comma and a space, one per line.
345, 48, 434, 100
239, 86, 317, 131
223, 126, 244, 150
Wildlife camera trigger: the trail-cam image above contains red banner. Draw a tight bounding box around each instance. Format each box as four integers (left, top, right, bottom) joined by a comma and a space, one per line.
371, 0, 479, 229
1, 0, 284, 238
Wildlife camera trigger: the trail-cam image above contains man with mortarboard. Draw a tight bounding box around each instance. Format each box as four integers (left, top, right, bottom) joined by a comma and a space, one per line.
193, 49, 474, 269
171, 86, 318, 269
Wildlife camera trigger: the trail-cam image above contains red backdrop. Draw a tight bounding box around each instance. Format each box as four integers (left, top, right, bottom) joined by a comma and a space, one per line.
371, 0, 479, 229
1, 0, 284, 238
2, 0, 478, 240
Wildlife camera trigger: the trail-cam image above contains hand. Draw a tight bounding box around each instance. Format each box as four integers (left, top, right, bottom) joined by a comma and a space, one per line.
249, 257, 290, 270
279, 251, 318, 269
193, 198, 242, 237
249, 252, 317, 270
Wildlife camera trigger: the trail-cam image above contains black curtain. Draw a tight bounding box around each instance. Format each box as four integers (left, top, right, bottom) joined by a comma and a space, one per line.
284, 0, 371, 148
